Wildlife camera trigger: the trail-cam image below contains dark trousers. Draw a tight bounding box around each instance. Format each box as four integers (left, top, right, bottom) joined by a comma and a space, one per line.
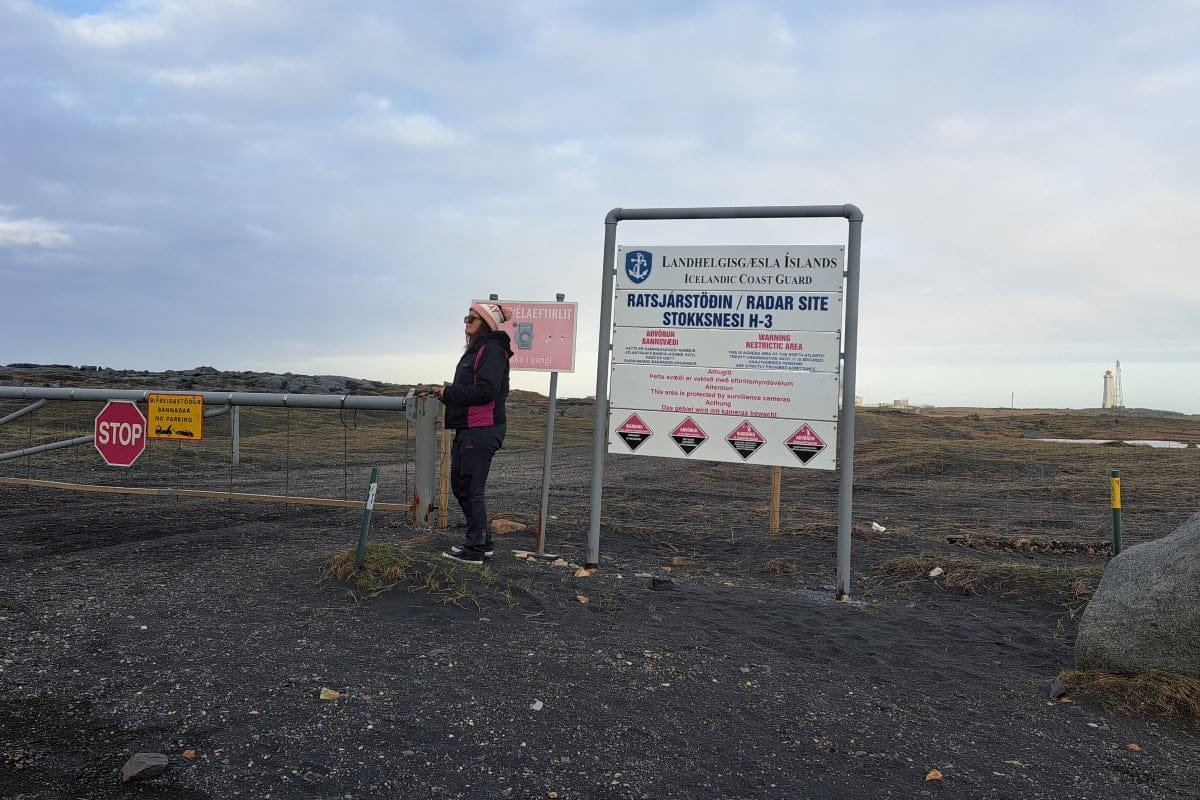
450, 424, 505, 556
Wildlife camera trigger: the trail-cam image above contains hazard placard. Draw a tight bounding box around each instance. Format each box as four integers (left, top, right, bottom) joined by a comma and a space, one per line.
615, 413, 652, 452
785, 423, 827, 464
726, 420, 766, 461
669, 417, 708, 455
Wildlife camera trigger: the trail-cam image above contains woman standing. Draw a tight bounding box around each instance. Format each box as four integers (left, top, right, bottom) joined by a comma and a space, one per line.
432, 301, 513, 564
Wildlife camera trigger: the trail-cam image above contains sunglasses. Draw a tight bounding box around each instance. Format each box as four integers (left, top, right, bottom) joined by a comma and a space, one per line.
464, 315, 482, 323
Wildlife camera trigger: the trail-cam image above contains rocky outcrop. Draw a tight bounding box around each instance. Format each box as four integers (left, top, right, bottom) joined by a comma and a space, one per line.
0, 364, 393, 396
1075, 512, 1200, 677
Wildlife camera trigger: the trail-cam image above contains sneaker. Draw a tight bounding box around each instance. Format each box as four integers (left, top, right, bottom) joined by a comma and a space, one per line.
442, 550, 484, 565
449, 544, 494, 558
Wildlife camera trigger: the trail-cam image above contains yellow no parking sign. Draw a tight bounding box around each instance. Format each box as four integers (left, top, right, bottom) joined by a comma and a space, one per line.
147, 393, 204, 440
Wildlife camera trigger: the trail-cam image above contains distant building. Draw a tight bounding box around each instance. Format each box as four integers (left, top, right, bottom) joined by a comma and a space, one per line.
1102, 361, 1124, 409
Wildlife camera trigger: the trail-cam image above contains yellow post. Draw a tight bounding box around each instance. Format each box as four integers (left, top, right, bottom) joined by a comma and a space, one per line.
1110, 469, 1122, 556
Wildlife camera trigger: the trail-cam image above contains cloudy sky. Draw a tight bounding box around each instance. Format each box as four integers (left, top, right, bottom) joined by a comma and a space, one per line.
2, 0, 1198, 411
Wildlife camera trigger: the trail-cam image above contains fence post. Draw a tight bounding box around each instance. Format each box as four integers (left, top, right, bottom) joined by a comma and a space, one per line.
438, 428, 451, 527
354, 466, 381, 569
1110, 469, 1122, 556
231, 405, 241, 466
412, 395, 438, 527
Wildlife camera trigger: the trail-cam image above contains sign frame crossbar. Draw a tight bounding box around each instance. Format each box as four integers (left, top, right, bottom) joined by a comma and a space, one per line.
587, 204, 864, 600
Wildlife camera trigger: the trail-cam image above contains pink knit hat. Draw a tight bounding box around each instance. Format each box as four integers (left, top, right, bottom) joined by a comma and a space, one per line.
470, 301, 510, 331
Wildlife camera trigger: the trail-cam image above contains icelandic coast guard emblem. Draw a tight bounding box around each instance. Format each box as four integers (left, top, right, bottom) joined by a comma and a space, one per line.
624, 250, 652, 284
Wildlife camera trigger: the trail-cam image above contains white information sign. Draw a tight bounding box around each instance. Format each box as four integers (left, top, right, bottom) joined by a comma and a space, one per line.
608, 243, 845, 470
610, 365, 838, 422
612, 327, 840, 372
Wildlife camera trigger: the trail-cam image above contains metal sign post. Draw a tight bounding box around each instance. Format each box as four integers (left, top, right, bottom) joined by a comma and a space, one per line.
483, 293, 578, 557
536, 293, 568, 556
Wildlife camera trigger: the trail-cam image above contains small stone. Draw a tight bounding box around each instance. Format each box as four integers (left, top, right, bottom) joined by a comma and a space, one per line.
121, 752, 168, 782
650, 577, 674, 591
530, 699, 544, 711
319, 688, 341, 701
928, 567, 944, 578
491, 519, 527, 535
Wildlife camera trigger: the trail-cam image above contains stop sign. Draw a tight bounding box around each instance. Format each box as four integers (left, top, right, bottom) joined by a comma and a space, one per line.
94, 400, 147, 467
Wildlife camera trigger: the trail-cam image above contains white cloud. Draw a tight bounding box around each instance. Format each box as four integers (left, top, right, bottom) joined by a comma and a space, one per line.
148, 57, 302, 91
63, 10, 170, 48
0, 215, 71, 248
346, 111, 463, 148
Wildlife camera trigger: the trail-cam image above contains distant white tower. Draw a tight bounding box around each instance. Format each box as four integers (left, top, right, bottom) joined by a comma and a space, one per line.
1102, 361, 1125, 409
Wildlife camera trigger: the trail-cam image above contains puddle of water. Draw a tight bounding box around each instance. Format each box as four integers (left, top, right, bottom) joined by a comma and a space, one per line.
1034, 438, 1191, 448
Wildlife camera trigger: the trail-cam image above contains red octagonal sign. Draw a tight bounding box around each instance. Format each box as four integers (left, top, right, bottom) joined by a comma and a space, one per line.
94, 400, 147, 467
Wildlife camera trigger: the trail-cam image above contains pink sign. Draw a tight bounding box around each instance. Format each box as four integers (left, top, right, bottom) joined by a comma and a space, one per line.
483, 300, 578, 372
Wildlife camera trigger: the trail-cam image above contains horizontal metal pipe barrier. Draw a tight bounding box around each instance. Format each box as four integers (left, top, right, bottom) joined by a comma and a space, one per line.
0, 400, 48, 426
0, 387, 410, 411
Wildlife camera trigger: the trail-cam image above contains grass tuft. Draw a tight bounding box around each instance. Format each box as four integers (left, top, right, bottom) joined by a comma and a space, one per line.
1060, 669, 1200, 728
318, 538, 475, 606
759, 557, 800, 576
871, 554, 1102, 614
317, 538, 543, 610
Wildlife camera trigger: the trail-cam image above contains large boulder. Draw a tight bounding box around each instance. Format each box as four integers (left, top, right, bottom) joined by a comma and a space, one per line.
1076, 512, 1200, 676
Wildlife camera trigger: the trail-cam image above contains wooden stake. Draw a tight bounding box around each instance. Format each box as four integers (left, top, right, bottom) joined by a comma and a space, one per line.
438, 428, 452, 528
769, 466, 782, 534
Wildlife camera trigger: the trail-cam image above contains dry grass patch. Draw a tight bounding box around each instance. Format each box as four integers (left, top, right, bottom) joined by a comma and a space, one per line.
871, 554, 1102, 614
1060, 669, 1200, 729
759, 557, 800, 577
317, 537, 543, 611
318, 537, 546, 611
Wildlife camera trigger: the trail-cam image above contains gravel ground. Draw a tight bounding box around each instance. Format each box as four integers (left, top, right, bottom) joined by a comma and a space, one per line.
3, 393, 1200, 798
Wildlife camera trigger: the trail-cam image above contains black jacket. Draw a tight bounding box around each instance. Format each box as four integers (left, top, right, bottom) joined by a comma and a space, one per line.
442, 331, 512, 429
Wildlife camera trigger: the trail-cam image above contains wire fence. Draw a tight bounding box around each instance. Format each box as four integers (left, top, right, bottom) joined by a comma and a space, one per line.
0, 400, 419, 508
3, 397, 1198, 554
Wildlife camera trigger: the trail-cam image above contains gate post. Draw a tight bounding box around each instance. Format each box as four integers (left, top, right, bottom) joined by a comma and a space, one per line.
231, 405, 241, 466
412, 394, 439, 526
